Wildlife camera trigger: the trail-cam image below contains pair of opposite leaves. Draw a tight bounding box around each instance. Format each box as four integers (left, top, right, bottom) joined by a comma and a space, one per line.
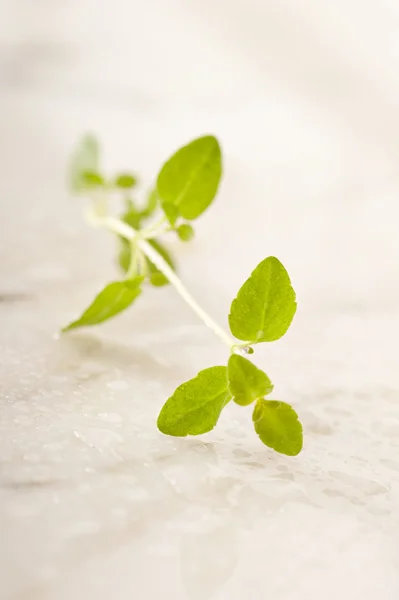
63, 255, 302, 455
157, 256, 302, 456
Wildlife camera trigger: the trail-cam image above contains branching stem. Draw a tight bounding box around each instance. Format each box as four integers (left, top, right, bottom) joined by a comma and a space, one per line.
90, 214, 240, 349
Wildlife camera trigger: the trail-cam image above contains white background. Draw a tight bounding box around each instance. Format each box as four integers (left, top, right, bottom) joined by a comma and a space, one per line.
1, 1, 399, 599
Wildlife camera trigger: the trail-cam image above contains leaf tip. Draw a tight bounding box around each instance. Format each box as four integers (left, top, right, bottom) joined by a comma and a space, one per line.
200, 133, 221, 149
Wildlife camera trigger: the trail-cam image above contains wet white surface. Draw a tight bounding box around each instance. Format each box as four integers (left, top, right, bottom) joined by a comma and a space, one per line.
1, 1, 399, 598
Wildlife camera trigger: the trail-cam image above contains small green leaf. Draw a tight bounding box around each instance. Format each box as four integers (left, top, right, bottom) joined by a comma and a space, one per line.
69, 134, 100, 193
149, 273, 167, 286
146, 239, 175, 287
118, 237, 132, 273
120, 198, 141, 230
157, 366, 231, 436
117, 200, 141, 273
81, 170, 105, 187
162, 202, 179, 226
62, 278, 143, 332
176, 223, 195, 242
227, 354, 273, 406
253, 399, 303, 456
156, 135, 222, 220
229, 257, 297, 343
114, 173, 137, 189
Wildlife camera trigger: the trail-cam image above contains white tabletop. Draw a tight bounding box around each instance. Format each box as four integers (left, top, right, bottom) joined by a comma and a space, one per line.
1, 1, 399, 598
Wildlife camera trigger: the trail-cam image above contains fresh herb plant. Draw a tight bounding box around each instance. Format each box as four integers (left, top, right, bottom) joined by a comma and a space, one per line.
63, 134, 303, 456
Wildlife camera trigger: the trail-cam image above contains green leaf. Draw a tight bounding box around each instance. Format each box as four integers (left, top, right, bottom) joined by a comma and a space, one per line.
114, 173, 137, 189
149, 272, 168, 286
162, 202, 179, 227
252, 399, 303, 456
157, 366, 231, 436
69, 134, 100, 193
229, 257, 297, 343
118, 237, 132, 273
176, 223, 195, 242
146, 239, 175, 287
156, 135, 222, 220
62, 278, 143, 332
81, 170, 105, 187
121, 198, 141, 230
227, 354, 273, 406
117, 200, 141, 273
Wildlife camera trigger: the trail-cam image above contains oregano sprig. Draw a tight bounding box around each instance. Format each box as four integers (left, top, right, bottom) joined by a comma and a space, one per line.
63, 134, 303, 456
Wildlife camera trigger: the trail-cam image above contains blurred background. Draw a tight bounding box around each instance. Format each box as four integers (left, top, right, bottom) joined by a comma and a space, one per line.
1, 1, 399, 599
2, 0, 399, 310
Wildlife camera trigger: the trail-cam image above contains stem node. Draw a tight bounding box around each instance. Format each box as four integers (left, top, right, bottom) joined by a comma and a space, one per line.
90, 213, 236, 349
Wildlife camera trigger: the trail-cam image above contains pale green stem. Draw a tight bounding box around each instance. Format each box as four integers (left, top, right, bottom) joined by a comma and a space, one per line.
92, 215, 236, 348
126, 242, 138, 279
139, 237, 236, 348
137, 248, 148, 276
141, 216, 170, 239
99, 216, 137, 240
144, 215, 167, 234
